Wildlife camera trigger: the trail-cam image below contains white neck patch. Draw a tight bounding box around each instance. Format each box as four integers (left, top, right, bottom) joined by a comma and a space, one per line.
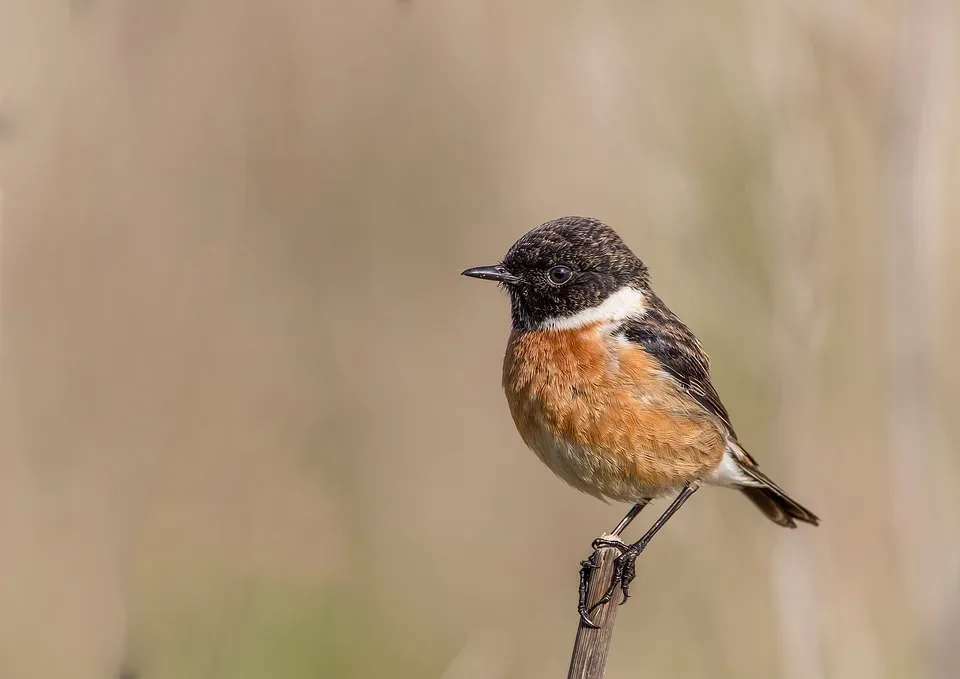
540, 286, 647, 330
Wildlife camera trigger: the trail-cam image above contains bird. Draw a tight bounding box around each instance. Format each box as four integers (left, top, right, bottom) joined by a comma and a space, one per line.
461, 216, 819, 627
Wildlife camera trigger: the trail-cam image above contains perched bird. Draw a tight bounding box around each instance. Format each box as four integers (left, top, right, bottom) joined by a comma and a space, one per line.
462, 216, 819, 626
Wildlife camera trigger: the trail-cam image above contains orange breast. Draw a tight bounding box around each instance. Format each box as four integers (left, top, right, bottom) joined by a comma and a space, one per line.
502, 324, 725, 501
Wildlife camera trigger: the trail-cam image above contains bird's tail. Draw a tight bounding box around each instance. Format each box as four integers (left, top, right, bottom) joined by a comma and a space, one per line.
738, 464, 820, 529
726, 441, 820, 529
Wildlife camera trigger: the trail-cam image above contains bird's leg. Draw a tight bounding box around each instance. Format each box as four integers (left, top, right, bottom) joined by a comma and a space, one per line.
577, 499, 650, 627
610, 499, 650, 537
584, 484, 700, 623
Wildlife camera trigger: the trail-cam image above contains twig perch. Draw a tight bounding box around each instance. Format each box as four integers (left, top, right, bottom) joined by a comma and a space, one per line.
567, 536, 624, 679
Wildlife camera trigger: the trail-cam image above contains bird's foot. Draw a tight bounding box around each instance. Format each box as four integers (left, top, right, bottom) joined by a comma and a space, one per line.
577, 537, 645, 627
578, 537, 646, 626
577, 552, 602, 628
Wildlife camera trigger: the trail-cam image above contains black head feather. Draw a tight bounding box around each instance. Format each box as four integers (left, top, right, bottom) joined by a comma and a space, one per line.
497, 217, 649, 330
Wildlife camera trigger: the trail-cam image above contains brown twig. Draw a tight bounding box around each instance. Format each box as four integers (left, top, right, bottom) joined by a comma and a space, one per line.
567, 537, 624, 679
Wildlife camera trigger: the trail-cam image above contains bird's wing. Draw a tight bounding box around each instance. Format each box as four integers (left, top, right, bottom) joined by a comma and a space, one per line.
618, 303, 742, 444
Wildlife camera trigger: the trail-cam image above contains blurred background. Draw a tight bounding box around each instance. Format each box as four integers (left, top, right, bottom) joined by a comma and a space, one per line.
1, 1, 958, 678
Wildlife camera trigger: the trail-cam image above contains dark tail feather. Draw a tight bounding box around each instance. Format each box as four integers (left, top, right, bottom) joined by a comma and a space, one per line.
738, 465, 820, 529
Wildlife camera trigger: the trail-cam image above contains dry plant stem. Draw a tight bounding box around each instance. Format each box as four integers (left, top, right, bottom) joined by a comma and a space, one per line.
568, 537, 624, 679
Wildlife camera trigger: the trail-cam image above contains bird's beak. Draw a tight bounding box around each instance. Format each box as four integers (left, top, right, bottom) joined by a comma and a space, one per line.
460, 264, 519, 284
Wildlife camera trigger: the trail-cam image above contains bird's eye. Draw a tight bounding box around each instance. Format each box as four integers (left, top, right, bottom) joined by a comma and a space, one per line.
547, 265, 574, 285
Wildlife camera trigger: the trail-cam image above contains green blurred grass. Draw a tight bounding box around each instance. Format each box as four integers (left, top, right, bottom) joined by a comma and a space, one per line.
141, 582, 441, 679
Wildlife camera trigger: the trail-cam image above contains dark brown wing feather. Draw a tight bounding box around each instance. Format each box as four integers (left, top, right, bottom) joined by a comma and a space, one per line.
619, 295, 819, 527
619, 295, 738, 439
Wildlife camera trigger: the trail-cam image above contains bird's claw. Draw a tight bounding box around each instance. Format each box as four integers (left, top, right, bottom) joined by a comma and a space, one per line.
619, 556, 638, 605
577, 553, 602, 628
584, 542, 644, 617
577, 538, 646, 627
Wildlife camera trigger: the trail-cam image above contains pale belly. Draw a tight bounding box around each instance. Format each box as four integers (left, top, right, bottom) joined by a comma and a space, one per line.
512, 400, 693, 503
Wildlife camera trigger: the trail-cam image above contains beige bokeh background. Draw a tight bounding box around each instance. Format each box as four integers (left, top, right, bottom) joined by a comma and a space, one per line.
1, 2, 959, 678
